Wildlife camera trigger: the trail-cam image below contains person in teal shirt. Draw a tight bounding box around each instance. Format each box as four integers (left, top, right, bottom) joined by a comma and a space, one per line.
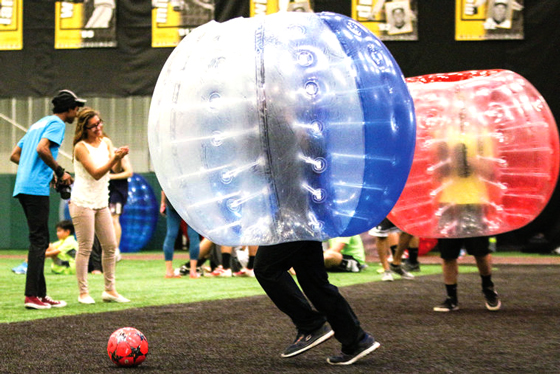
10, 89, 85, 310
324, 235, 367, 272
46, 220, 78, 275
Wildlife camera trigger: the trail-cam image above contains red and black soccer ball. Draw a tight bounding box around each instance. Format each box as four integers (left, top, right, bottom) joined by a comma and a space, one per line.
107, 327, 149, 367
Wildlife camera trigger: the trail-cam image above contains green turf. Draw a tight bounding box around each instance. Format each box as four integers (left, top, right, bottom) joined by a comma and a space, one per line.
0, 249, 461, 324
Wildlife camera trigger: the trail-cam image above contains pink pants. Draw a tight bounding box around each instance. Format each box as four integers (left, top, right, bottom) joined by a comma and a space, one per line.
70, 204, 117, 295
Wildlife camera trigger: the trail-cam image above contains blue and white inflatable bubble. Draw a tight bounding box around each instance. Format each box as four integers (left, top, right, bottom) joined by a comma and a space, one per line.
119, 174, 159, 252
148, 12, 416, 246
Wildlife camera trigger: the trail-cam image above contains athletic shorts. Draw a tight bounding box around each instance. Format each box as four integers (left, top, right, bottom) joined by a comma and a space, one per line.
369, 218, 401, 238
109, 202, 124, 215
109, 190, 127, 215
438, 237, 491, 260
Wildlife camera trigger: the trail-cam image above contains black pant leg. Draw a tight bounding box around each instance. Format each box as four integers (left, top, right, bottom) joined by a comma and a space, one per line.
292, 242, 365, 352
18, 194, 50, 298
254, 241, 326, 333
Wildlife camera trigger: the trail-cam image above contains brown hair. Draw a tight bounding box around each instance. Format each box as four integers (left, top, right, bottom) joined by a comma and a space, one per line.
72, 107, 101, 159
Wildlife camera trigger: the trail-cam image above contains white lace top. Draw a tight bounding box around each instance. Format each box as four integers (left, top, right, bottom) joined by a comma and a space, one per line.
71, 139, 111, 209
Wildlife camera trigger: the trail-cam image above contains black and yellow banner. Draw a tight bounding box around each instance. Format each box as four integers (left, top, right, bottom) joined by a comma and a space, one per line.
152, 0, 215, 48
352, 0, 418, 41
455, 0, 524, 40
0, 0, 23, 50
55, 0, 117, 49
249, 0, 312, 17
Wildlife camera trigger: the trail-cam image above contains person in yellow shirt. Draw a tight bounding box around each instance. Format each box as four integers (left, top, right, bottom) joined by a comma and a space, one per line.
45, 220, 78, 275
433, 126, 501, 312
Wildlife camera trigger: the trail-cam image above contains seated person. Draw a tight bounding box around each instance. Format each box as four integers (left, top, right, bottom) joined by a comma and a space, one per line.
45, 220, 78, 275
324, 235, 367, 272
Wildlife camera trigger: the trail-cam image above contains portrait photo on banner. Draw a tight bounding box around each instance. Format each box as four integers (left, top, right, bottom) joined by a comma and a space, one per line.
484, 0, 514, 29
385, 1, 413, 35
352, 0, 418, 41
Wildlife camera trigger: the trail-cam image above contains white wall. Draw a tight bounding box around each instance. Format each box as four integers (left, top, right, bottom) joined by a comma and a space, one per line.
0, 96, 153, 174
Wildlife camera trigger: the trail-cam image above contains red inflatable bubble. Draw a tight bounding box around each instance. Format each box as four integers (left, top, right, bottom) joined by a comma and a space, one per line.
390, 70, 559, 238
418, 238, 438, 256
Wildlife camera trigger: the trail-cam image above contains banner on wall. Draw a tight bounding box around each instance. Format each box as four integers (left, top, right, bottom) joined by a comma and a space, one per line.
0, 0, 23, 50
352, 0, 418, 41
152, 0, 215, 48
55, 0, 117, 49
250, 0, 313, 17
455, 0, 524, 40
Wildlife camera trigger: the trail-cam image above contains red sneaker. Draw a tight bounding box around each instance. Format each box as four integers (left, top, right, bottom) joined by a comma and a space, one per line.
233, 268, 255, 277
41, 296, 67, 308
24, 296, 51, 309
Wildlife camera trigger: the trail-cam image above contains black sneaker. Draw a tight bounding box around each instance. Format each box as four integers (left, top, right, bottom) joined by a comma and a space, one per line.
178, 264, 189, 276
433, 298, 459, 312
483, 288, 501, 311
390, 263, 414, 280
179, 264, 202, 276
403, 260, 421, 272
281, 323, 334, 358
327, 333, 380, 365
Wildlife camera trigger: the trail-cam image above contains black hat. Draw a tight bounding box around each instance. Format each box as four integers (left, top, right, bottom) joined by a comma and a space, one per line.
52, 89, 86, 112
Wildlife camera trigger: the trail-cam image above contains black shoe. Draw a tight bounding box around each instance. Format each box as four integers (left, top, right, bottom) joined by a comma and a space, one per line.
327, 333, 380, 365
281, 323, 334, 358
389, 263, 414, 280
433, 298, 459, 312
178, 264, 190, 276
483, 288, 501, 311
179, 264, 202, 276
340, 259, 361, 272
403, 260, 421, 272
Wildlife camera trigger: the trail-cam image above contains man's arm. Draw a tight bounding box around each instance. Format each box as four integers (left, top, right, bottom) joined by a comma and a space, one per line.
36, 138, 73, 185
10, 145, 22, 165
36, 138, 59, 170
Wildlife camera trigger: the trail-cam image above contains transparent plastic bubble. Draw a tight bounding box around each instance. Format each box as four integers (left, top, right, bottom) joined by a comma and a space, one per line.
389, 70, 560, 238
149, 12, 416, 246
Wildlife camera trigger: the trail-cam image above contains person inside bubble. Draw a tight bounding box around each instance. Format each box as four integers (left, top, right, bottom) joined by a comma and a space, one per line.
432, 124, 501, 312
254, 241, 380, 365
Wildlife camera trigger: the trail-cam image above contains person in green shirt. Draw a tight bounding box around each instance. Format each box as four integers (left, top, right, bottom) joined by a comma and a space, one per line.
45, 220, 78, 275
324, 235, 367, 273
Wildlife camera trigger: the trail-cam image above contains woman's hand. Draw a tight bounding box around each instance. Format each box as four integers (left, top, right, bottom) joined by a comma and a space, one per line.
114, 146, 130, 160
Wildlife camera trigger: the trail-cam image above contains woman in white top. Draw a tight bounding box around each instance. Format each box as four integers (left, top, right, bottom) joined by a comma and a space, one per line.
70, 107, 130, 304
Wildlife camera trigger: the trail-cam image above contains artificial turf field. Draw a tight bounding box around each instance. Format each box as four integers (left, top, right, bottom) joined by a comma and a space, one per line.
0, 254, 559, 373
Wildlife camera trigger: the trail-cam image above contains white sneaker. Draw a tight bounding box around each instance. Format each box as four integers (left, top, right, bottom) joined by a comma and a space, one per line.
219, 268, 233, 277
552, 247, 560, 255
381, 270, 394, 282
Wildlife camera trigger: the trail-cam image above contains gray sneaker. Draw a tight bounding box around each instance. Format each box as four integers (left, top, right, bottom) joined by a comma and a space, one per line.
403, 260, 421, 272
390, 263, 414, 280
483, 288, 501, 311
433, 298, 459, 312
281, 323, 334, 358
327, 333, 380, 365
